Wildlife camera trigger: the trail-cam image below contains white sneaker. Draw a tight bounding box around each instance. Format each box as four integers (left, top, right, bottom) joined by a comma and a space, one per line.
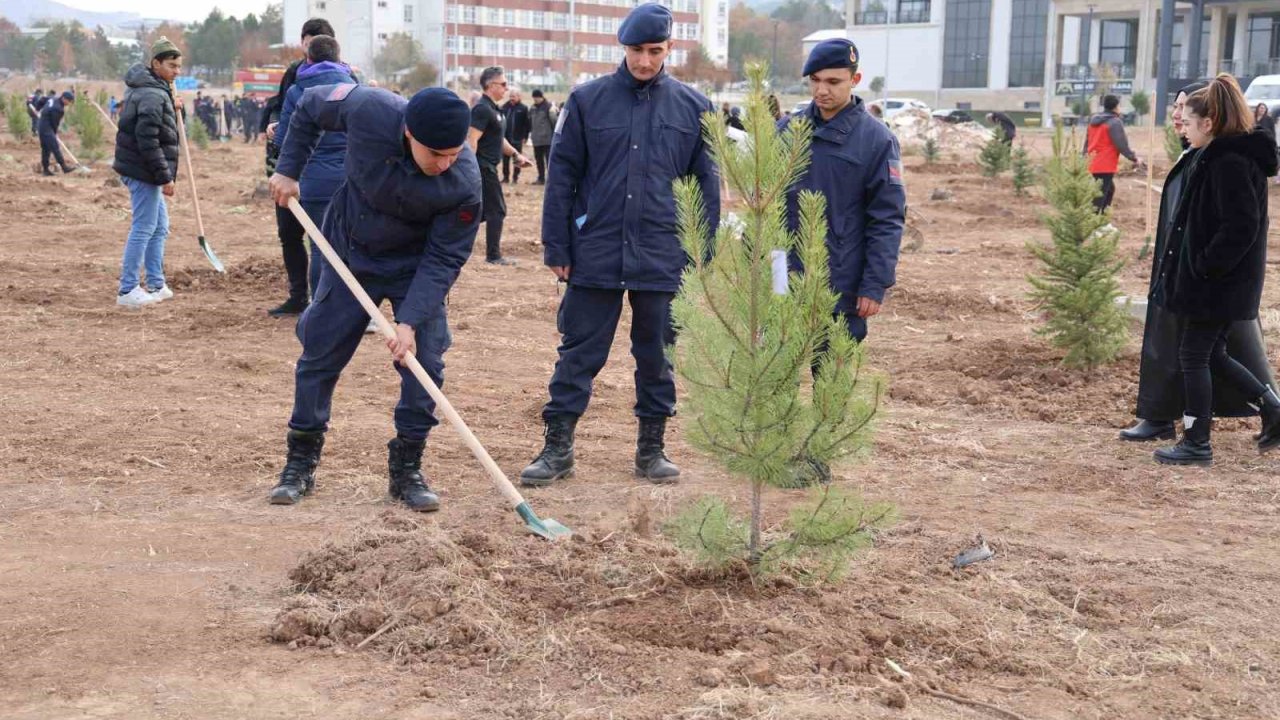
365, 318, 378, 334
117, 286, 158, 308
148, 285, 174, 301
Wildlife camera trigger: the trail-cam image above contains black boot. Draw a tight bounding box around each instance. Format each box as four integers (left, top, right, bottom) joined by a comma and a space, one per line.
519, 414, 577, 487
1255, 389, 1280, 452
1119, 418, 1176, 442
635, 417, 680, 483
268, 296, 309, 317
1154, 416, 1212, 467
269, 430, 324, 504
388, 436, 440, 512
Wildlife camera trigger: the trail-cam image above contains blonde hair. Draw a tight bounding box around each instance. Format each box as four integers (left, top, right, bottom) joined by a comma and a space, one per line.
1185, 73, 1254, 138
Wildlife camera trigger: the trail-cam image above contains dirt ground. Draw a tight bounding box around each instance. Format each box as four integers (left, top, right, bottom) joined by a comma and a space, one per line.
2, 116, 1280, 720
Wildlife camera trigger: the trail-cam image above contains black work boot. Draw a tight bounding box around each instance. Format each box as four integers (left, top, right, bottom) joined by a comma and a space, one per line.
635, 417, 680, 483
387, 436, 440, 512
1119, 418, 1176, 441
1254, 388, 1280, 452
269, 430, 324, 504
1154, 416, 1212, 467
519, 414, 577, 487
267, 296, 309, 317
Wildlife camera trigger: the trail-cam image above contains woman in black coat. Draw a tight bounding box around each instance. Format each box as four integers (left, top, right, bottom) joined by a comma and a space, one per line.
1150, 74, 1280, 466
1120, 81, 1277, 442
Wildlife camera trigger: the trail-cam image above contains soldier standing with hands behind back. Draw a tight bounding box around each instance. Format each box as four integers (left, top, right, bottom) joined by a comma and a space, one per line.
519, 2, 720, 487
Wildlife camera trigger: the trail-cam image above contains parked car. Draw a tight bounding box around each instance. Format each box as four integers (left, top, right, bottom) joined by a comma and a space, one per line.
1245, 74, 1280, 116
932, 109, 975, 124
869, 97, 930, 119
791, 100, 809, 115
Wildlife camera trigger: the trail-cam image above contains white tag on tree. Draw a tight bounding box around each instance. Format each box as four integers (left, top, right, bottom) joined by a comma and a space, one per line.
770, 250, 788, 295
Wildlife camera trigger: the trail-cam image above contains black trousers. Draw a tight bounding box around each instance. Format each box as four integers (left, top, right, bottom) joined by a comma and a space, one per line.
480, 164, 507, 260
534, 144, 550, 182
39, 133, 68, 171
1092, 173, 1116, 212
501, 140, 525, 182
275, 203, 309, 302
543, 286, 677, 420
1179, 318, 1269, 420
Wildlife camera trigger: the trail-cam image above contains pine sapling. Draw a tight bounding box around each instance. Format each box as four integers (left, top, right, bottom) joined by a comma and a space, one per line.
5, 94, 31, 139
1164, 123, 1184, 163
1010, 144, 1035, 196
922, 135, 940, 164
1027, 127, 1128, 370
188, 115, 210, 150
978, 127, 1010, 177
666, 62, 893, 580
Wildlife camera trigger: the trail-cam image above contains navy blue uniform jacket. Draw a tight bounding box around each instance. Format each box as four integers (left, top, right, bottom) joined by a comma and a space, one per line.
782, 98, 905, 305
276, 84, 483, 327
38, 98, 68, 137
542, 63, 720, 292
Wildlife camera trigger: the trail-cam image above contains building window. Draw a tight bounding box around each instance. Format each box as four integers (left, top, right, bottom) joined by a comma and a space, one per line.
377, 0, 387, 7
446, 4, 457, 22
463, 5, 476, 23
405, 5, 413, 22
942, 0, 991, 88
378, 32, 388, 40
1007, 0, 1047, 87
898, 0, 930, 23
503, 8, 515, 24
1245, 13, 1280, 76
1099, 19, 1138, 69
552, 13, 567, 30
315, 1, 326, 9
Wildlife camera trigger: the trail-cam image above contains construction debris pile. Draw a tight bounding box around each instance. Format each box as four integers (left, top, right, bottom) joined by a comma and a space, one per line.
889, 108, 994, 152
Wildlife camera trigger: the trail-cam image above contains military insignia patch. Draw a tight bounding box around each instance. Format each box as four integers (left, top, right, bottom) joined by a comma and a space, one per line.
458, 202, 480, 225
888, 159, 903, 186
326, 83, 357, 102
850, 47, 859, 65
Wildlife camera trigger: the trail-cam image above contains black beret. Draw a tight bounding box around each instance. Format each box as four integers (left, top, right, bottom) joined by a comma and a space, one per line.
405, 87, 471, 150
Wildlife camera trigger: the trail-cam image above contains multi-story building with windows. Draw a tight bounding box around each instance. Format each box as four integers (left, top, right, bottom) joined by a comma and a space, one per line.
807, 0, 1280, 120
283, 0, 729, 88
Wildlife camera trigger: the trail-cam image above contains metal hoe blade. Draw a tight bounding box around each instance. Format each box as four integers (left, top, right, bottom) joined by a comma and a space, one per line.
515, 502, 572, 541
199, 236, 226, 273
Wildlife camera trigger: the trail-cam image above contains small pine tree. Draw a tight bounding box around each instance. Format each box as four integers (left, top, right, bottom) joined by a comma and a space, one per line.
1164, 123, 1184, 163
922, 135, 940, 164
667, 62, 893, 578
1130, 90, 1150, 120
188, 115, 210, 150
1010, 144, 1035, 195
68, 97, 104, 156
5, 93, 31, 139
1027, 127, 1128, 370
977, 127, 1011, 177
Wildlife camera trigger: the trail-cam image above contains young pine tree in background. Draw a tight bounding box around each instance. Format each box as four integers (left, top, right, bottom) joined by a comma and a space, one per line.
1027, 128, 1128, 370
5, 93, 32, 139
1164, 123, 1184, 163
977, 127, 1011, 177
667, 63, 894, 581
1010, 144, 1035, 196
922, 135, 940, 164
187, 114, 210, 150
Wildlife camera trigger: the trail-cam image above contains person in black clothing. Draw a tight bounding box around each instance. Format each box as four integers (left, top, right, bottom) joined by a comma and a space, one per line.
501, 90, 531, 183
1150, 74, 1280, 466
38, 91, 76, 175
987, 111, 1016, 145
468, 66, 532, 266
1120, 80, 1277, 443
1254, 102, 1277, 138
726, 105, 745, 131
262, 16, 335, 318
528, 89, 557, 185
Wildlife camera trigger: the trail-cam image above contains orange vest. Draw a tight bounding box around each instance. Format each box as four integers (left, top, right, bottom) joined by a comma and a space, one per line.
1086, 120, 1120, 174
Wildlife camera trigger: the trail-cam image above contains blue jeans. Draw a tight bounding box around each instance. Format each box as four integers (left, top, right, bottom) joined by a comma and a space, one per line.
118, 176, 169, 294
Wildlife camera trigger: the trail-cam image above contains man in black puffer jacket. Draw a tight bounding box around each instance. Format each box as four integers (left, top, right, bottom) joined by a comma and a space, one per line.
112, 37, 183, 309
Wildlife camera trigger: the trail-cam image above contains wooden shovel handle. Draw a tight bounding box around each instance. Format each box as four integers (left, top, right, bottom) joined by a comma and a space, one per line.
286, 197, 528, 509
173, 99, 207, 237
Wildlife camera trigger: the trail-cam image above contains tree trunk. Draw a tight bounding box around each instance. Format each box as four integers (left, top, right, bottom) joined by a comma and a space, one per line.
749, 478, 763, 565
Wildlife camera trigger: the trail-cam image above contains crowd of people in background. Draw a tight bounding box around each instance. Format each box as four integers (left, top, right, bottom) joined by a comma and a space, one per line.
191, 90, 265, 143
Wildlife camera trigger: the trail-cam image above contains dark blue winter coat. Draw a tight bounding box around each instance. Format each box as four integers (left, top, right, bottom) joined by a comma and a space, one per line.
278, 61, 357, 203
542, 62, 719, 292
276, 84, 483, 327
38, 97, 68, 137
781, 98, 905, 308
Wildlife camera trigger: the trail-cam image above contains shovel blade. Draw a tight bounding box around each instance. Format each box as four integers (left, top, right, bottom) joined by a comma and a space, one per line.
199, 235, 226, 273
515, 501, 572, 541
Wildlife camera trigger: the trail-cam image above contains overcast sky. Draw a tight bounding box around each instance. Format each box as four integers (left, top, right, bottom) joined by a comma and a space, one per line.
62, 0, 274, 24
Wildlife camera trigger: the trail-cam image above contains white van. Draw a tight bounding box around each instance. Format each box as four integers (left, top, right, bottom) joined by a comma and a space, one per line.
1244, 75, 1280, 146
